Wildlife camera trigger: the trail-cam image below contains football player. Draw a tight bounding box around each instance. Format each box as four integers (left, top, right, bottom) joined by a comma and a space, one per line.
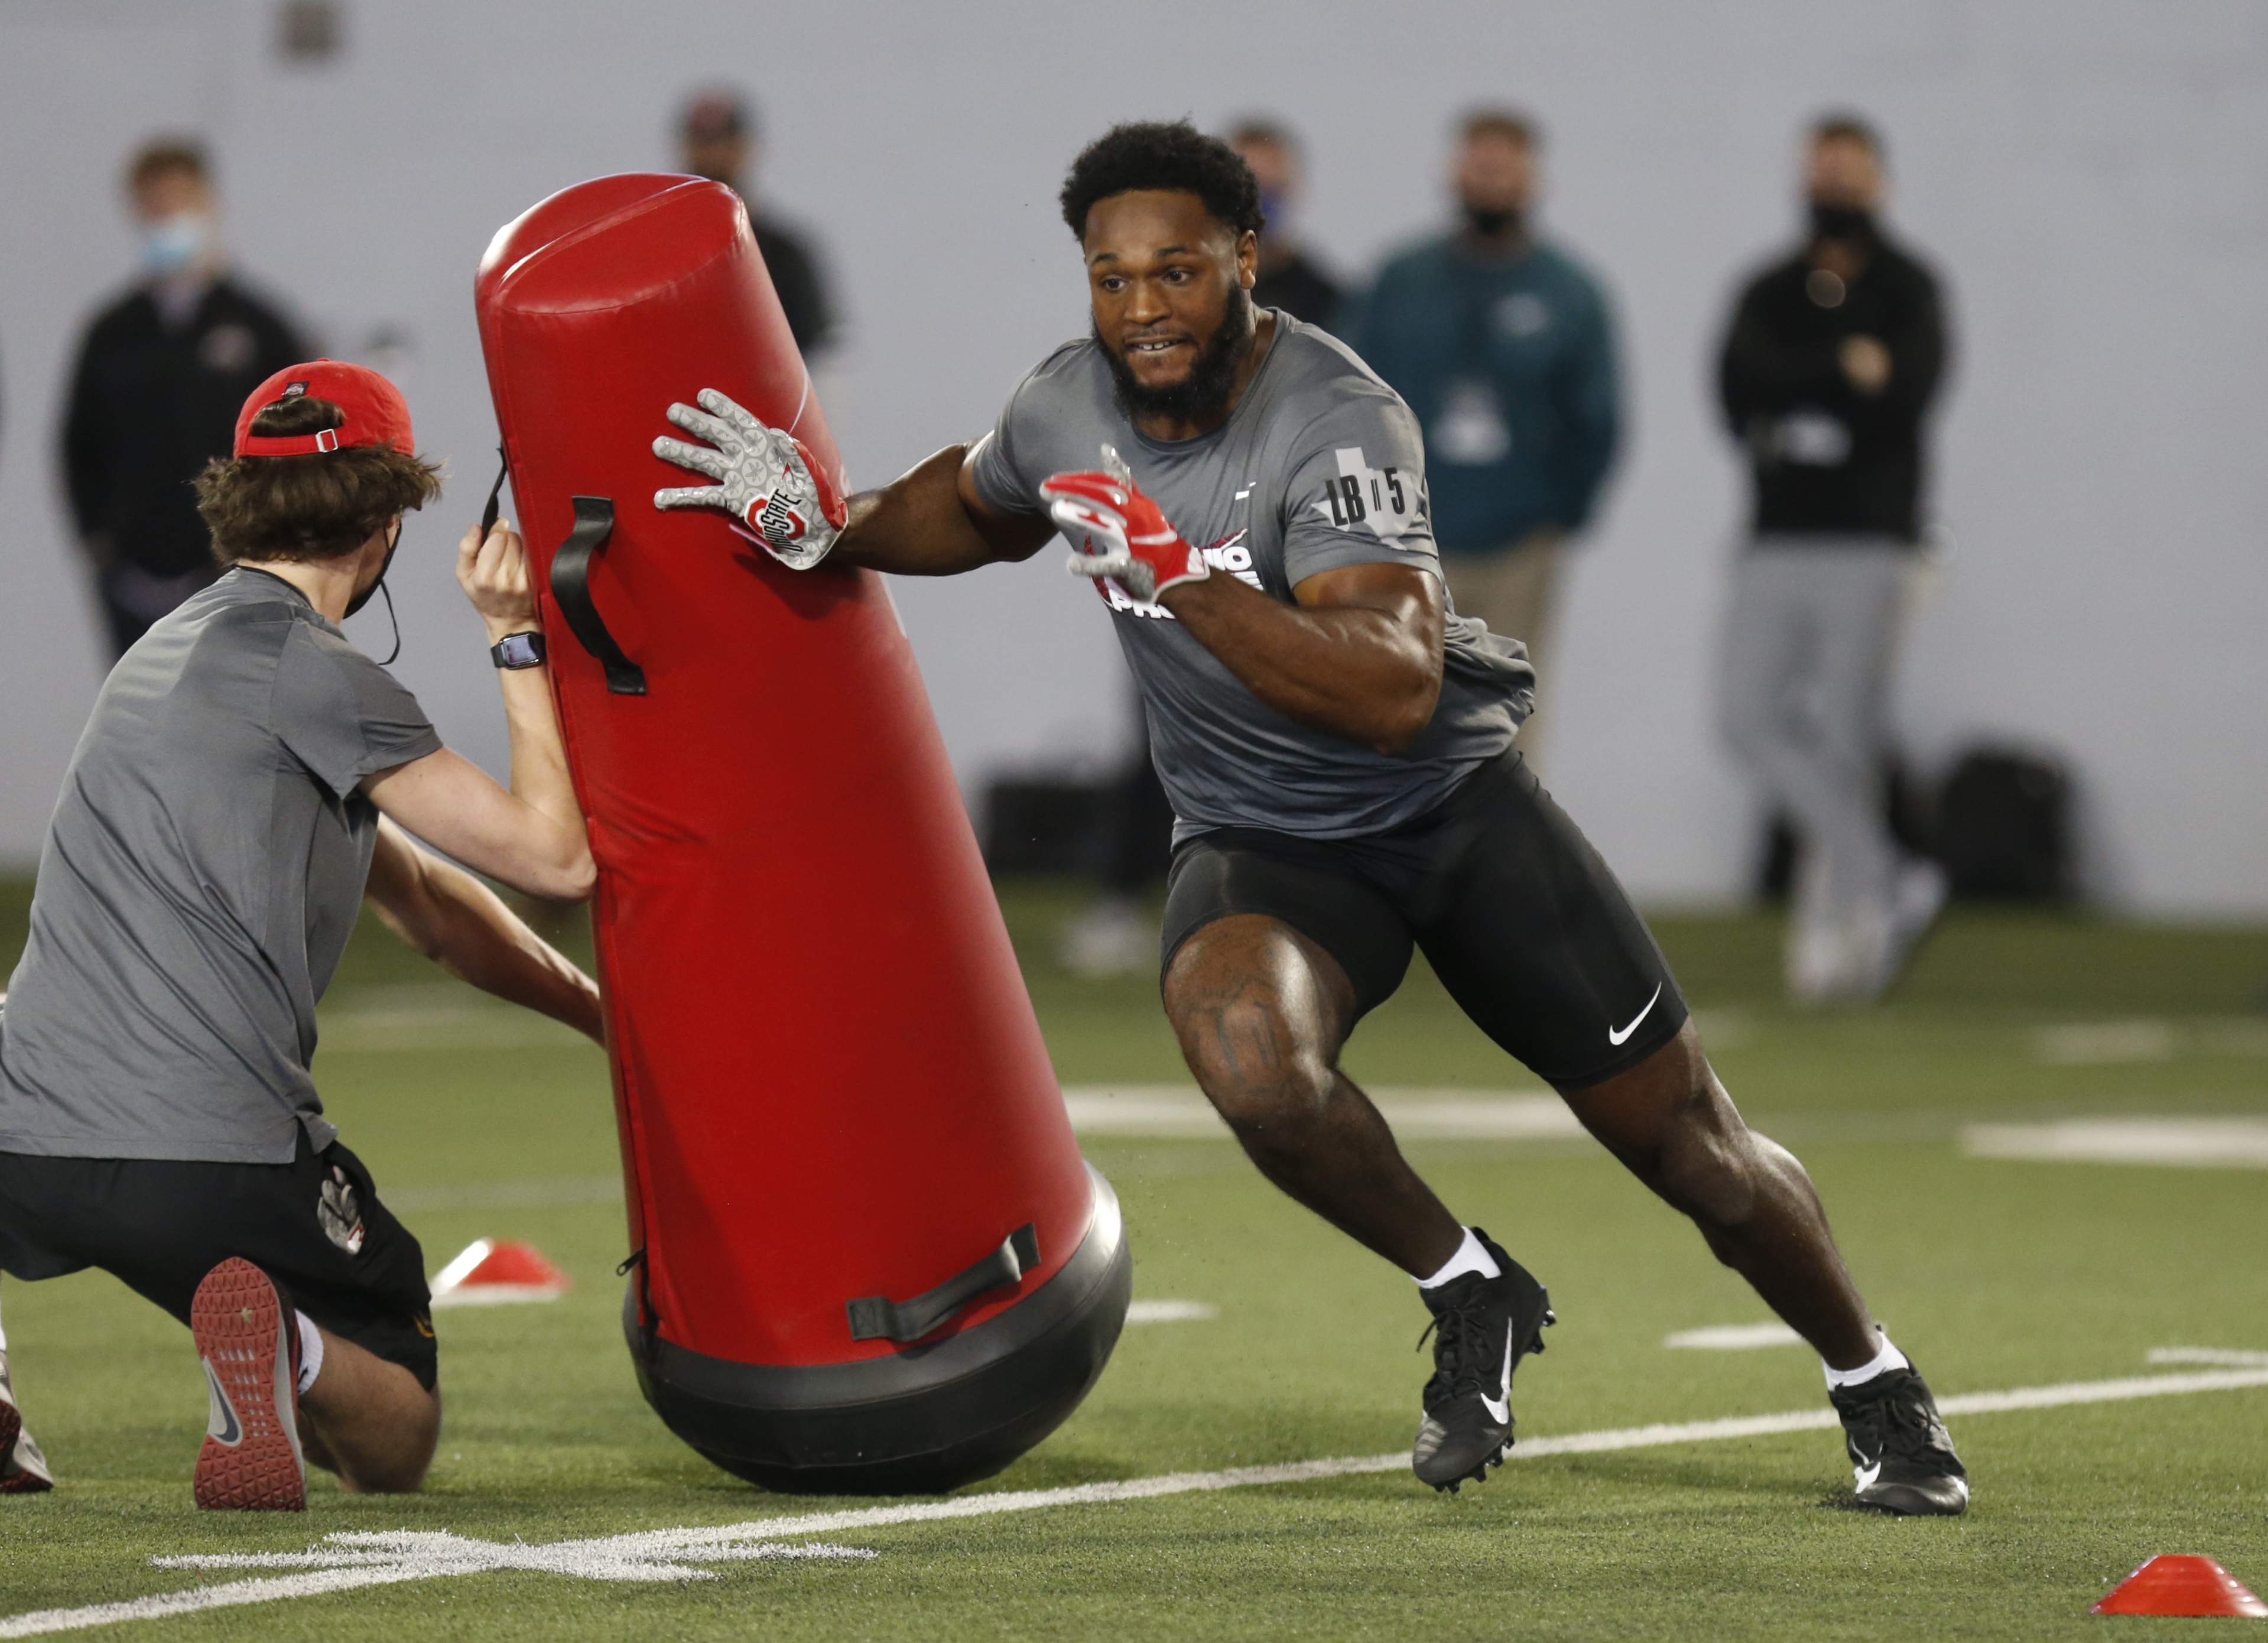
651, 124, 1966, 1514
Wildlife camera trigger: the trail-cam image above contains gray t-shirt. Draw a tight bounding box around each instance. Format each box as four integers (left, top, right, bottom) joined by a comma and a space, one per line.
0, 569, 441, 1164
969, 314, 1534, 839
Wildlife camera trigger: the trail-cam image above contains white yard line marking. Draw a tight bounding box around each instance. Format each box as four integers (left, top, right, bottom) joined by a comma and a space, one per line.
1062, 1086, 1577, 1141
7, 1368, 2265, 1638
2035, 1021, 2179, 1064
2149, 1346, 2268, 1367
0, 1533, 870, 1639
1125, 1301, 1219, 1324
2033, 1018, 2268, 1066
1961, 1117, 2268, 1168
1664, 1323, 1805, 1350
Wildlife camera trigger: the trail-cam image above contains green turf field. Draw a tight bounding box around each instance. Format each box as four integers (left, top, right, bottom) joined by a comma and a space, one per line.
2, 876, 2265, 1639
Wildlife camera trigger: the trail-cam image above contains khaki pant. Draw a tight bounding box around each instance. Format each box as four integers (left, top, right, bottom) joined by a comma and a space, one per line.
1441, 530, 1565, 771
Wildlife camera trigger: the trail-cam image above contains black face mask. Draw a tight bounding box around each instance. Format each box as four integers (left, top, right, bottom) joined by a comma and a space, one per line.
1096, 288, 1256, 427
1463, 203, 1524, 241
346, 519, 402, 664
1808, 202, 1875, 244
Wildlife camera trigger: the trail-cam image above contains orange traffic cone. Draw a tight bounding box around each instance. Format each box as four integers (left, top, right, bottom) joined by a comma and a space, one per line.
2093, 1556, 2267, 1617
428, 1239, 572, 1308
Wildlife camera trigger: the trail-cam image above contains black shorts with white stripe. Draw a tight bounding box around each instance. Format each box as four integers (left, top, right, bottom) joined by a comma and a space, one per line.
1161, 746, 1688, 1090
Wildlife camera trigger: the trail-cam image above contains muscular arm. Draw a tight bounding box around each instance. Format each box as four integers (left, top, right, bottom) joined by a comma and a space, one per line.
1158, 562, 1445, 756
363, 818, 603, 1043
826, 444, 1056, 576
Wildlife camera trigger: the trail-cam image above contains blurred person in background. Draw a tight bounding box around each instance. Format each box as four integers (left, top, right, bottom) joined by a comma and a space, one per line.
1349, 109, 1619, 770
1227, 119, 1343, 330
62, 139, 311, 659
1062, 116, 1347, 978
1716, 115, 1949, 1006
677, 89, 835, 356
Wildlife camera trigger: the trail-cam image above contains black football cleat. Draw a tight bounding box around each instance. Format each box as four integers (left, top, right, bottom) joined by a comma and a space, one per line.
1831, 1362, 1969, 1515
1411, 1230, 1554, 1492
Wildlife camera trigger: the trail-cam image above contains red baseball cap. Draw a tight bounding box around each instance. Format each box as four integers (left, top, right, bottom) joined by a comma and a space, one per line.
233, 359, 415, 457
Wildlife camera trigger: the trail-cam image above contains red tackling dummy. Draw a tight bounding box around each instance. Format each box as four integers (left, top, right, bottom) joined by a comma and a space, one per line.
475, 174, 1129, 1493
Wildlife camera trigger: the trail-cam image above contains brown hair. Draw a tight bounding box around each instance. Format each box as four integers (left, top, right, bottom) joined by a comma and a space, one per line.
1460, 108, 1539, 150
128, 138, 209, 191
1811, 113, 1884, 160
194, 397, 443, 565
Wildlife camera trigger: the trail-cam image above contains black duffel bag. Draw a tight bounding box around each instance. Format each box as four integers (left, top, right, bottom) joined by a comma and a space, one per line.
1935, 748, 2072, 901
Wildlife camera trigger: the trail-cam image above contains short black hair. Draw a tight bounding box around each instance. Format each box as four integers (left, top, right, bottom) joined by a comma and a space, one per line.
1811, 112, 1884, 161
1460, 107, 1540, 150
1059, 120, 1265, 242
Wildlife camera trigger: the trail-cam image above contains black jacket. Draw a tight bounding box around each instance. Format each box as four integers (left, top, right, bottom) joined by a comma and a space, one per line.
751, 215, 835, 356
1253, 249, 1343, 331
61, 278, 310, 577
1717, 231, 1947, 541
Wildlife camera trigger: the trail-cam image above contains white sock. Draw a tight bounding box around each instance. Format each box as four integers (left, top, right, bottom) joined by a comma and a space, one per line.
1416, 1228, 1502, 1289
295, 1311, 324, 1397
1822, 1331, 1908, 1390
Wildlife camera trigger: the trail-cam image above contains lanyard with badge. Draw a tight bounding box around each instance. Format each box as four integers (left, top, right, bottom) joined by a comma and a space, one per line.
1435, 271, 1512, 467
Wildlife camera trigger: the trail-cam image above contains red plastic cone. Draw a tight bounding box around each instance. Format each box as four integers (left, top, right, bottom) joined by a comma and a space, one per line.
428, 1238, 571, 1308
2092, 1556, 2268, 1617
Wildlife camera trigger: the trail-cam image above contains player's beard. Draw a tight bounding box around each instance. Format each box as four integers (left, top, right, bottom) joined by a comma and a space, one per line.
1096, 289, 1256, 427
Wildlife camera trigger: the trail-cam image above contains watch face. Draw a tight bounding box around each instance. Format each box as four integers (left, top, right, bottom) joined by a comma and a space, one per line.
495, 632, 546, 668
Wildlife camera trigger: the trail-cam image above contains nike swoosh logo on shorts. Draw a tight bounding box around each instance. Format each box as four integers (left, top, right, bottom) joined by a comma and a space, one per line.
203, 1359, 243, 1447
1480, 1322, 1514, 1425
1607, 984, 1665, 1047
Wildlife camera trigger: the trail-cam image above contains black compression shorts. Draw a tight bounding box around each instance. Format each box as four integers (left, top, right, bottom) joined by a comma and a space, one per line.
0, 1129, 437, 1391
1161, 747, 1688, 1090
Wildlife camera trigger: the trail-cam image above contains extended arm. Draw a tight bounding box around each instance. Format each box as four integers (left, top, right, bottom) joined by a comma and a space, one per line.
363, 524, 596, 902
828, 444, 1056, 576
363, 817, 603, 1043
651, 389, 1054, 579
1159, 563, 1445, 756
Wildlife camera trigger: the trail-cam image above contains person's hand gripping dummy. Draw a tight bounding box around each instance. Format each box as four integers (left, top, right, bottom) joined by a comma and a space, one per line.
1043, 446, 1210, 604
652, 388, 847, 568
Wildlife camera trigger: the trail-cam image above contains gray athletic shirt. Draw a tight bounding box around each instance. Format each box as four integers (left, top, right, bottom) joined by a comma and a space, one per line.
0, 569, 441, 1164
969, 314, 1534, 839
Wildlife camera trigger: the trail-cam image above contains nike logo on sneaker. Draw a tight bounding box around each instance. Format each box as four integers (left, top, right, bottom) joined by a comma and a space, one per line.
1607, 984, 1665, 1047
203, 1359, 243, 1447
1854, 1460, 1883, 1491
1480, 1323, 1515, 1425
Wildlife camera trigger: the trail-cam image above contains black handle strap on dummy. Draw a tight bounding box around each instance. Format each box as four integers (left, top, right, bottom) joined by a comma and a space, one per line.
847, 1223, 1039, 1345
479, 444, 508, 540
550, 496, 647, 696
617, 1246, 661, 1360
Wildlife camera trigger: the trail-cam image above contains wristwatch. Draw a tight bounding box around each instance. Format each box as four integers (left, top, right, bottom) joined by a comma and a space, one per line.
490, 631, 547, 670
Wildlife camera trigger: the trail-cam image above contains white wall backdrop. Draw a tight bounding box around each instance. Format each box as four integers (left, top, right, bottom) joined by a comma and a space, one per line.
3, 0, 2264, 913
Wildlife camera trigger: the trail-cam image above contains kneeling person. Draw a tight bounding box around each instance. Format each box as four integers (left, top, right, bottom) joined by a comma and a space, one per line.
0, 361, 600, 1508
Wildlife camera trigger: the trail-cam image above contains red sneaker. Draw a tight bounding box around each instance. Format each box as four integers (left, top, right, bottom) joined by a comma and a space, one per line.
190, 1259, 306, 1511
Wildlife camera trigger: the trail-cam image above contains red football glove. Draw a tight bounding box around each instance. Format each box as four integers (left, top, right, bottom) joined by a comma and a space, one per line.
1042, 469, 1208, 603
